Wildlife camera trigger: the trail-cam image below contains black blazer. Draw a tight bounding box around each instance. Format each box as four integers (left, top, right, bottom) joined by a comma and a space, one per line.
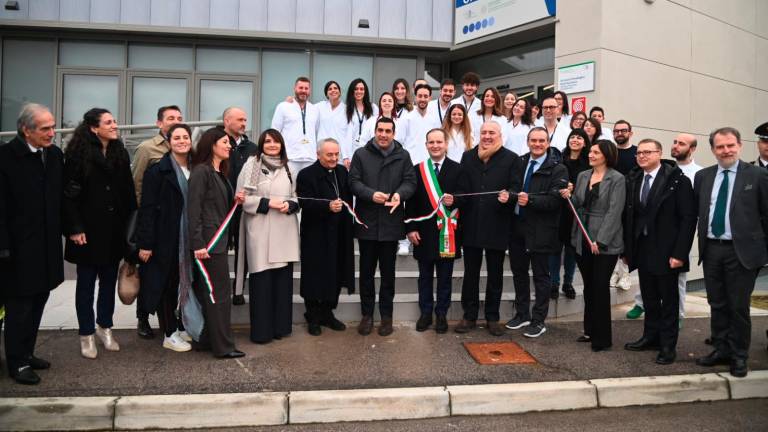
624, 161, 696, 274
188, 163, 233, 255
510, 149, 569, 254
457, 146, 518, 251
405, 158, 462, 261
694, 160, 768, 269
0, 137, 65, 296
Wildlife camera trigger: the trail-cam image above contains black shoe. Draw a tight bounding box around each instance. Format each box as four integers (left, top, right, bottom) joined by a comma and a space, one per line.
550, 285, 560, 300
656, 349, 676, 365
308, 323, 322, 336
454, 319, 476, 334
730, 358, 748, 377
357, 316, 373, 336
576, 335, 592, 343
562, 284, 576, 300
28, 356, 50, 370
704, 337, 713, 345
137, 318, 155, 339
217, 350, 245, 359
591, 344, 611, 352
321, 316, 347, 331
487, 320, 506, 336
378, 318, 393, 336
696, 350, 731, 367
435, 315, 448, 334
416, 314, 433, 332
10, 366, 40, 385
624, 337, 661, 352
504, 316, 530, 330
233, 294, 245, 306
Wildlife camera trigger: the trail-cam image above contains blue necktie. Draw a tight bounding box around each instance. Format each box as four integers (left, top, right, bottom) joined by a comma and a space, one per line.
640, 174, 651, 206
518, 160, 537, 216
711, 170, 729, 237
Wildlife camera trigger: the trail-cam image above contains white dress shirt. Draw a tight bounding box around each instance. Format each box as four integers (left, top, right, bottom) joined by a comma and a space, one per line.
639, 164, 661, 202
503, 120, 532, 156
447, 130, 471, 163
271, 100, 319, 163
426, 99, 451, 129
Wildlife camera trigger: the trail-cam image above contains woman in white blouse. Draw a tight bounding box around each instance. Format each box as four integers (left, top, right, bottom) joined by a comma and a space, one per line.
469, 87, 506, 144
441, 104, 474, 162
341, 78, 378, 168
502, 98, 534, 156
359, 92, 408, 145
315, 81, 348, 154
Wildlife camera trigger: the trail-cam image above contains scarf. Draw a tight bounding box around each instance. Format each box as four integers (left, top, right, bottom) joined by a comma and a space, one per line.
259, 154, 284, 172
477, 141, 502, 163
170, 155, 204, 341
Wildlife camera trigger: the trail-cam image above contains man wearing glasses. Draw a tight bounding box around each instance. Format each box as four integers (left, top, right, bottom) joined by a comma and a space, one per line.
623, 139, 696, 365
611, 120, 637, 294
540, 96, 571, 153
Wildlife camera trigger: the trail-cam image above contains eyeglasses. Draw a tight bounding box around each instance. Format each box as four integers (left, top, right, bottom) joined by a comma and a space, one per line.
636, 150, 660, 157
613, 129, 630, 134
542, 105, 558, 110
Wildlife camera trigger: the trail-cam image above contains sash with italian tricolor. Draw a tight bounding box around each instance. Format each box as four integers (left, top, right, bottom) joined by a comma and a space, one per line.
405, 161, 459, 258
194, 202, 240, 304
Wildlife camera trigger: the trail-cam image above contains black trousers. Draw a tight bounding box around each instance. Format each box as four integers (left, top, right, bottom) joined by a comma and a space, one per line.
4, 292, 50, 372
192, 253, 234, 356
358, 240, 397, 318
509, 237, 552, 325
158, 266, 184, 338
637, 237, 679, 350
703, 240, 757, 360
304, 299, 335, 324
417, 258, 454, 316
249, 264, 293, 343
576, 248, 618, 349
461, 246, 505, 322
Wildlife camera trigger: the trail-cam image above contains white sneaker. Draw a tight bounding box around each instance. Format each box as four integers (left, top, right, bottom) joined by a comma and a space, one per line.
163, 332, 192, 352
177, 330, 192, 342
618, 272, 632, 290
397, 244, 410, 256
609, 270, 620, 287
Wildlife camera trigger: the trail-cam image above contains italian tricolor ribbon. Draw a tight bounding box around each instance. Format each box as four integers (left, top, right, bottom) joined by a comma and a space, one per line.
194, 202, 240, 304
404, 161, 459, 258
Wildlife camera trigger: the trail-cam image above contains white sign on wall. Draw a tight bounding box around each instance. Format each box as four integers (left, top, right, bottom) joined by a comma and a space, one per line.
557, 61, 595, 94
454, 0, 557, 44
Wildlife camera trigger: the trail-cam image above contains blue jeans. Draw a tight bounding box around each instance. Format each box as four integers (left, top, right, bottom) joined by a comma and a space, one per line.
75, 263, 119, 336
549, 244, 576, 286
417, 258, 454, 316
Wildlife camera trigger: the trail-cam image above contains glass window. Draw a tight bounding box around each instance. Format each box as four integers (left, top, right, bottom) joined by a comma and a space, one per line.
200, 80, 254, 129
128, 43, 194, 71
62, 74, 120, 129
1, 39, 56, 131
260, 50, 310, 130
59, 40, 125, 68
311, 53, 373, 102
131, 77, 188, 125
196, 47, 259, 74
451, 38, 555, 80
372, 56, 417, 100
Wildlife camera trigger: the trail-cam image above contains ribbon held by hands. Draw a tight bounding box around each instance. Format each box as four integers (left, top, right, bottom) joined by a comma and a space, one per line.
194, 202, 240, 304
565, 196, 596, 248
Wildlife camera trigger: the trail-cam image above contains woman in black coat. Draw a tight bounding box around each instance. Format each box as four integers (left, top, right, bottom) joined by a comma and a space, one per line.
136, 123, 194, 352
63, 108, 137, 359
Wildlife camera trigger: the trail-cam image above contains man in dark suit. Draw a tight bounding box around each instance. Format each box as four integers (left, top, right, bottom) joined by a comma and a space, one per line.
694, 127, 768, 377
405, 129, 461, 334
0, 103, 64, 384
623, 139, 696, 364
505, 127, 569, 338
753, 122, 768, 168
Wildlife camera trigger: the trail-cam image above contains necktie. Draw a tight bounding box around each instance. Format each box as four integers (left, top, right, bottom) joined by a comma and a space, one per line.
518, 160, 537, 217
37, 150, 45, 168
711, 170, 729, 237
434, 162, 440, 174
640, 174, 651, 206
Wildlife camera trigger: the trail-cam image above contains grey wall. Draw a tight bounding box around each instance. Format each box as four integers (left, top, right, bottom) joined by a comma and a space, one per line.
0, 0, 453, 43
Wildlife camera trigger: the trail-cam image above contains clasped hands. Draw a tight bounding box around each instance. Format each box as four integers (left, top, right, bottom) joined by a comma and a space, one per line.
372, 191, 402, 214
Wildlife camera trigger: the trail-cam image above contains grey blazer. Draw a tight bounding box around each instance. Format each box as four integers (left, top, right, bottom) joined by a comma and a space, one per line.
188, 163, 233, 255
694, 160, 768, 269
570, 167, 626, 255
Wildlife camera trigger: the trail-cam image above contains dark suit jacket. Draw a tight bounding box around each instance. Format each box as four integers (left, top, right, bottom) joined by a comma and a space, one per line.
405, 158, 462, 261
624, 160, 697, 274
188, 163, 233, 255
694, 160, 768, 269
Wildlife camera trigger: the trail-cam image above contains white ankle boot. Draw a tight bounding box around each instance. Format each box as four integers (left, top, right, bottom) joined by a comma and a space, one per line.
95, 326, 120, 351
80, 335, 97, 359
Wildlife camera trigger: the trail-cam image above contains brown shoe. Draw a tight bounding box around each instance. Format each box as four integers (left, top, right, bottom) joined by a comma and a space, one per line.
454, 319, 476, 334
487, 320, 505, 336
378, 318, 394, 336
357, 316, 373, 336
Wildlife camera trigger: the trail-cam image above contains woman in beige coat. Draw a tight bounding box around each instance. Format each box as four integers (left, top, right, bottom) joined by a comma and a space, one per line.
236, 129, 300, 344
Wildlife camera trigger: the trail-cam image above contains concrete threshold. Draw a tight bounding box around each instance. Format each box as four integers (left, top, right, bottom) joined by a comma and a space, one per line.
2, 371, 766, 431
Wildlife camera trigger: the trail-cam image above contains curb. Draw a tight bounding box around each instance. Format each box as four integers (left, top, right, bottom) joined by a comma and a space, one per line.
2, 371, 767, 431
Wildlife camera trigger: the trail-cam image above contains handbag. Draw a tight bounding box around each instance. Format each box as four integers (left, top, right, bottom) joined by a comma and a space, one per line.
118, 260, 140, 305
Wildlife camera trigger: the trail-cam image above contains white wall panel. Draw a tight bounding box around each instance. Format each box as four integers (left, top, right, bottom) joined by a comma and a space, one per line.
405, 0, 431, 40
121, 0, 150, 25
324, 0, 352, 36
267, 0, 296, 33
0, 0, 28, 19
209, 0, 239, 29
59, 0, 89, 22
180, 0, 210, 28
431, 0, 453, 43
351, 0, 379, 38
238, 0, 267, 31
378, 0, 406, 39
30, 0, 59, 21
90, 0, 120, 23
150, 0, 180, 26
296, 0, 324, 34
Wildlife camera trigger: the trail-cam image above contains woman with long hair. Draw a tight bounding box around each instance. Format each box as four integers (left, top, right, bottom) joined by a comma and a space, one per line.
316, 80, 348, 152
561, 139, 625, 352
470, 87, 506, 144
553, 90, 570, 124
583, 118, 603, 145
342, 78, 378, 168
236, 129, 300, 344
359, 92, 408, 145
502, 98, 533, 155
136, 123, 196, 352
441, 104, 473, 162
569, 111, 588, 130
188, 127, 244, 358
392, 78, 413, 117
502, 91, 517, 118
63, 108, 137, 359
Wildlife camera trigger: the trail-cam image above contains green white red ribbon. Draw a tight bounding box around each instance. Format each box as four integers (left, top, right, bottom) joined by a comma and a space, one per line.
404, 161, 459, 258
565, 196, 596, 248
194, 202, 239, 304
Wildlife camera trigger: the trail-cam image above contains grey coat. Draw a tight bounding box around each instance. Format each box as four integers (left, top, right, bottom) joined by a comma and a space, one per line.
570, 167, 625, 255
188, 164, 233, 255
